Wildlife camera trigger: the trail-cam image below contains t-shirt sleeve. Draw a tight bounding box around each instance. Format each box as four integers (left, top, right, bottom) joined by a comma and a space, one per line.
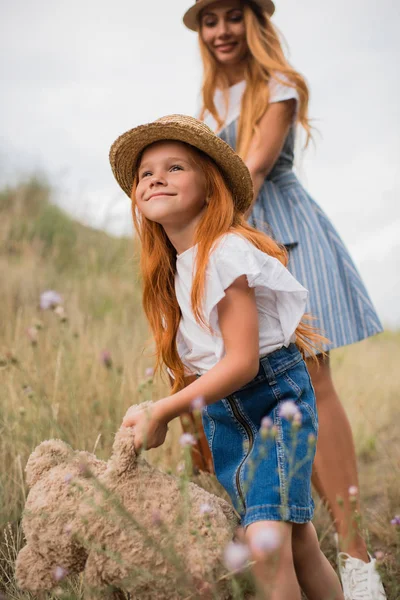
204, 234, 308, 347
269, 72, 299, 105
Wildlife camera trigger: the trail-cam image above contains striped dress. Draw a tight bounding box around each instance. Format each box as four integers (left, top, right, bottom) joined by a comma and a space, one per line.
203, 79, 383, 351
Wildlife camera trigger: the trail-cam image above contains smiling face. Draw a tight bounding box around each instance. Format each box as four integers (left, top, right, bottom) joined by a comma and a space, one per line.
199, 0, 248, 67
135, 141, 208, 230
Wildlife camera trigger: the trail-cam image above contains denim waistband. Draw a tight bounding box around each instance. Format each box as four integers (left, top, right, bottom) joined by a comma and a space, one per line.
238, 344, 302, 391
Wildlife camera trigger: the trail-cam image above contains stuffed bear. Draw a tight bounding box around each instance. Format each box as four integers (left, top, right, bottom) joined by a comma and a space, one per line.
16, 412, 239, 599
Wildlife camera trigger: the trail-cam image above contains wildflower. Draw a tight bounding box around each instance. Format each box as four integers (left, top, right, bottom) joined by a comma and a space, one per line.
145, 367, 154, 378
252, 528, 282, 553
191, 396, 205, 412
223, 541, 250, 572
100, 350, 113, 369
270, 425, 278, 438
260, 417, 274, 439
390, 515, 400, 526
151, 510, 162, 526
6, 351, 18, 365
199, 503, 213, 516
292, 411, 302, 428
64, 523, 73, 535
54, 306, 67, 322
18, 407, 26, 416
53, 566, 68, 582
40, 290, 63, 310
176, 461, 186, 475
26, 327, 38, 346
278, 400, 301, 422
64, 473, 73, 484
179, 433, 196, 447
348, 486, 358, 497
308, 433, 317, 447
22, 385, 34, 398
374, 551, 385, 562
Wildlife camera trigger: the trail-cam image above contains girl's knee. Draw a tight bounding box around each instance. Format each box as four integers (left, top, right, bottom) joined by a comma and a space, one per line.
246, 521, 293, 567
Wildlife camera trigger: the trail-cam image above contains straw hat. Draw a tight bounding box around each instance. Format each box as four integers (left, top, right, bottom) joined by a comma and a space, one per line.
109, 114, 253, 214
183, 0, 275, 32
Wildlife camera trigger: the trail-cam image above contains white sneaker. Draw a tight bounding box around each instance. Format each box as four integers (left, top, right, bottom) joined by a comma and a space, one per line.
337, 552, 387, 600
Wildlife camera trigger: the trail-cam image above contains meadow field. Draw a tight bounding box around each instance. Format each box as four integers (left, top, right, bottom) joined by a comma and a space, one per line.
0, 180, 399, 599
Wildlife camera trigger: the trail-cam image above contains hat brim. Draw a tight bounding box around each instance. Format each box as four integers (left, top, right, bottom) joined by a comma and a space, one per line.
183, 0, 275, 32
109, 116, 253, 214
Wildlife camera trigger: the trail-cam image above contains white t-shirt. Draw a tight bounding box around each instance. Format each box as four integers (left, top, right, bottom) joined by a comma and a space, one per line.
202, 72, 299, 132
174, 233, 308, 376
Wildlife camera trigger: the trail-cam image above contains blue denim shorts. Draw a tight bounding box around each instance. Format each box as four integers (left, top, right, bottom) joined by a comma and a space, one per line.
201, 344, 318, 528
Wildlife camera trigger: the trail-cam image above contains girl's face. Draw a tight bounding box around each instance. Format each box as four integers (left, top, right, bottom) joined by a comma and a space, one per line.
200, 0, 248, 67
135, 141, 207, 229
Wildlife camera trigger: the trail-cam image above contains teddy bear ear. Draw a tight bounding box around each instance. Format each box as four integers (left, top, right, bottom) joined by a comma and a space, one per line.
26, 439, 73, 487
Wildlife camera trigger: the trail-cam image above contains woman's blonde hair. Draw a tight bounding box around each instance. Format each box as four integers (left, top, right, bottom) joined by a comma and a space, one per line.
132, 142, 323, 392
198, 1, 312, 158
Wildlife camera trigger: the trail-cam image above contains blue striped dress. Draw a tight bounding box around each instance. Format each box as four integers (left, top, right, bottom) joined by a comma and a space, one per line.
217, 120, 383, 351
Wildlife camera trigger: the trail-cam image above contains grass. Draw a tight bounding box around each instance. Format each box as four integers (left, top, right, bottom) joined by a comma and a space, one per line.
0, 179, 399, 598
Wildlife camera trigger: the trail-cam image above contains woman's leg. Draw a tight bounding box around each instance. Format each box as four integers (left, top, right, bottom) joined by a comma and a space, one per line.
245, 521, 301, 600
292, 522, 344, 600
307, 353, 368, 560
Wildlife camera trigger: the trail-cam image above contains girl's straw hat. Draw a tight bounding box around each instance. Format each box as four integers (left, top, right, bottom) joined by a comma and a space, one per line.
109, 114, 253, 214
183, 0, 275, 32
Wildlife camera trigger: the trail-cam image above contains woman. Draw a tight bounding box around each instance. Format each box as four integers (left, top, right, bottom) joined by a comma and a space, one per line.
181, 2, 385, 599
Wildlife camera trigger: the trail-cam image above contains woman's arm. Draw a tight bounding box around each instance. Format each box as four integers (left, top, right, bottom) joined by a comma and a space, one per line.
123, 275, 259, 448
244, 99, 296, 219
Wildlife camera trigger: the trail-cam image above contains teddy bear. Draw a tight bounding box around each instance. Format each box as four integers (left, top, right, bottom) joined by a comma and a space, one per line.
15, 409, 239, 599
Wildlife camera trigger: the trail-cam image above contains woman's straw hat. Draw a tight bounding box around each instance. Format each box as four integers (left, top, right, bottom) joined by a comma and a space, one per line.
183, 0, 275, 32
109, 114, 253, 214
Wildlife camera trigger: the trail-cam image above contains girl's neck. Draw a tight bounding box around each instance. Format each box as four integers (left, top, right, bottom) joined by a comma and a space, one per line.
220, 60, 246, 87
163, 211, 205, 256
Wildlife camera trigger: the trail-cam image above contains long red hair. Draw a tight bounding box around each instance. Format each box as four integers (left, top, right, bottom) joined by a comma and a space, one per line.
198, 1, 312, 158
132, 143, 322, 392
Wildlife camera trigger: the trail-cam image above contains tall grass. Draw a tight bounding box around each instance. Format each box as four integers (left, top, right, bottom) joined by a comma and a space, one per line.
0, 180, 399, 598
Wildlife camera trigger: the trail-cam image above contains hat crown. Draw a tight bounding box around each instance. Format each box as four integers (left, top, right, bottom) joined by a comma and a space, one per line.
109, 113, 253, 213
155, 114, 213, 133
183, 0, 275, 32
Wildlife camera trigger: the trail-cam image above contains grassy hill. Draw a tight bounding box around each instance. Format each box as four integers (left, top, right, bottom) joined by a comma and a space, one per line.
0, 180, 399, 598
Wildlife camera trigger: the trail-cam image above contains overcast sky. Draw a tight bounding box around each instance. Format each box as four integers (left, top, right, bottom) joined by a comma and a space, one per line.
1, 0, 399, 326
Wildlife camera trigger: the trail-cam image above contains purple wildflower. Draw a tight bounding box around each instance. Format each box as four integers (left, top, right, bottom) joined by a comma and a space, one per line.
26, 327, 38, 345
191, 396, 205, 411
252, 528, 282, 553
223, 541, 250, 573
179, 433, 196, 447
40, 290, 63, 310
278, 400, 301, 421
199, 503, 213, 515
53, 566, 68, 582
100, 350, 113, 369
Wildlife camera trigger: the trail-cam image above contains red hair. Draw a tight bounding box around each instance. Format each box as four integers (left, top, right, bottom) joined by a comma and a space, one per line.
132, 143, 323, 392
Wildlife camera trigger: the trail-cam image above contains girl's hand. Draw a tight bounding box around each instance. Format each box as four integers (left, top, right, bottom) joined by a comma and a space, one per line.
122, 403, 168, 451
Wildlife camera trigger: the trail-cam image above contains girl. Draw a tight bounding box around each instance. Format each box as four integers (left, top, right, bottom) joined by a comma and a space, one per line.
110, 114, 343, 599
182, 3, 385, 598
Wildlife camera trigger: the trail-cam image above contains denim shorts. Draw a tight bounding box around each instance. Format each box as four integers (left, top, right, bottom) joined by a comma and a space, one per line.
201, 344, 318, 528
